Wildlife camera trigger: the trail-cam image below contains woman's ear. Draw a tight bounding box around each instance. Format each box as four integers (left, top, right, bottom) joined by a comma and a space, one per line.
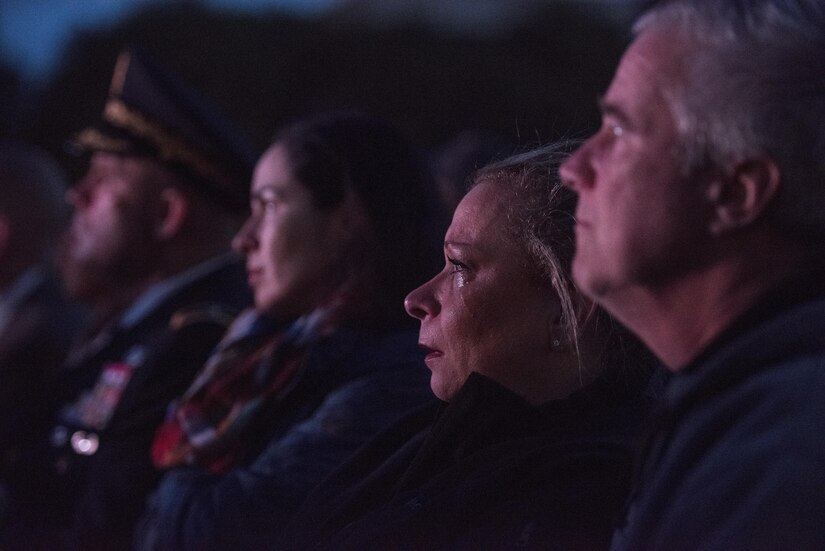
547, 303, 565, 352
707, 156, 781, 236
155, 188, 189, 240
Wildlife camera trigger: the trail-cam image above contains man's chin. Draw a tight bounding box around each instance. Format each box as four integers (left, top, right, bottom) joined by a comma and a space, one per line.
571, 257, 608, 300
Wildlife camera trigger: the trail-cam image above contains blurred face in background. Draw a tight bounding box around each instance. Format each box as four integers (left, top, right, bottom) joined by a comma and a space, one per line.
60, 152, 165, 302
404, 180, 558, 402
233, 143, 354, 320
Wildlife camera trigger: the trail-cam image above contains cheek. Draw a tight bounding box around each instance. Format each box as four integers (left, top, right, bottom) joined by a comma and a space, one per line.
442, 286, 479, 341
259, 215, 308, 275
258, 213, 339, 299
72, 210, 121, 256
467, 282, 546, 376
252, 221, 295, 311
585, 166, 650, 249
258, 222, 287, 273
439, 288, 488, 376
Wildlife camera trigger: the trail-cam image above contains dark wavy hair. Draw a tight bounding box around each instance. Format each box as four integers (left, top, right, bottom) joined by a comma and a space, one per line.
274, 111, 447, 330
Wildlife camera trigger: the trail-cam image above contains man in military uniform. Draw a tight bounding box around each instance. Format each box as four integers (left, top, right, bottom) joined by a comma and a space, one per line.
0, 50, 255, 550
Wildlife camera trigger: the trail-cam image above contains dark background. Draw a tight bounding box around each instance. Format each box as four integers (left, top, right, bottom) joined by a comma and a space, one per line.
0, 1, 643, 180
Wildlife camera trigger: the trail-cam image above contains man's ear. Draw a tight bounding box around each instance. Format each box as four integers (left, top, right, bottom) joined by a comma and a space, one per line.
707, 156, 781, 235
155, 188, 189, 240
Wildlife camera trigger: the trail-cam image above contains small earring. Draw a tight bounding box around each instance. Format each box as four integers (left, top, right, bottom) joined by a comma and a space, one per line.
551, 338, 562, 349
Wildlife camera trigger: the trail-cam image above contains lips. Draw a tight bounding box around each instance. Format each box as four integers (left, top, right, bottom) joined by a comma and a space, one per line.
418, 343, 444, 363
246, 266, 263, 286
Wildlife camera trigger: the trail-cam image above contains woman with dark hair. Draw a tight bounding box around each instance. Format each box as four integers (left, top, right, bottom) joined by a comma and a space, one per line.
134, 112, 444, 550
277, 143, 652, 550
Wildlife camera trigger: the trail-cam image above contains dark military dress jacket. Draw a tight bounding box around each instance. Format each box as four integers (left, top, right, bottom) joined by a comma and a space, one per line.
0, 255, 251, 551
0, 268, 88, 461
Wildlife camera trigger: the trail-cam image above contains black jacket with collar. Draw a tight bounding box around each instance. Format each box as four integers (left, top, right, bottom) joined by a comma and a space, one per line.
611, 277, 825, 551
280, 370, 648, 550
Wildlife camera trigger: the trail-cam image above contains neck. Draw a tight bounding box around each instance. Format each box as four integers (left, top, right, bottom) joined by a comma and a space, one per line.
507, 346, 607, 406
606, 233, 810, 371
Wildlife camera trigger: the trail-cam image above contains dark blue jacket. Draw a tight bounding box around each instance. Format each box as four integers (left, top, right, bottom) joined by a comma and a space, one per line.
0, 270, 88, 460
612, 283, 825, 550
279, 371, 648, 550
0, 257, 251, 551
134, 327, 435, 551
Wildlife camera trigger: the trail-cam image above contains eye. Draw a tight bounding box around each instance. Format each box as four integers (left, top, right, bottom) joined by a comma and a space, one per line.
447, 256, 470, 276
601, 117, 624, 140
447, 257, 468, 273
251, 194, 280, 214
261, 197, 280, 211
598, 110, 627, 142
447, 256, 471, 288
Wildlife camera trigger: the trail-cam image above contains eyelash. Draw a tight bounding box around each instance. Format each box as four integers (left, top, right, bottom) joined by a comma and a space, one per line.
601, 116, 625, 140
251, 197, 279, 213
447, 257, 468, 273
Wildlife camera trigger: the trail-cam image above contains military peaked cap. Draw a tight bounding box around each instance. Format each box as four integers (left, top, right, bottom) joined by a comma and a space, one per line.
73, 49, 257, 213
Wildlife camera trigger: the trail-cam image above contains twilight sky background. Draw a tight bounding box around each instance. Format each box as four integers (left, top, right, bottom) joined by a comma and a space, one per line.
0, 0, 638, 83
1, 0, 338, 81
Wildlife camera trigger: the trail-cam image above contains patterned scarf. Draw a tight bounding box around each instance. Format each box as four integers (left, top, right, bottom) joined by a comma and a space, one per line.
151, 305, 338, 473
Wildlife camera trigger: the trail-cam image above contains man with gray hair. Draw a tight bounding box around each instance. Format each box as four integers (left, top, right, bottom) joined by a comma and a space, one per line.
560, 0, 825, 548
0, 143, 88, 458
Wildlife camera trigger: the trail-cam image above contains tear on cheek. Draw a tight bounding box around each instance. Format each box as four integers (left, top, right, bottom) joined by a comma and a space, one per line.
456, 272, 468, 288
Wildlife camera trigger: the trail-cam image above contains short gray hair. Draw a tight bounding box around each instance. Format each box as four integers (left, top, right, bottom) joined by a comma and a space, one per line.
635, 0, 825, 241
